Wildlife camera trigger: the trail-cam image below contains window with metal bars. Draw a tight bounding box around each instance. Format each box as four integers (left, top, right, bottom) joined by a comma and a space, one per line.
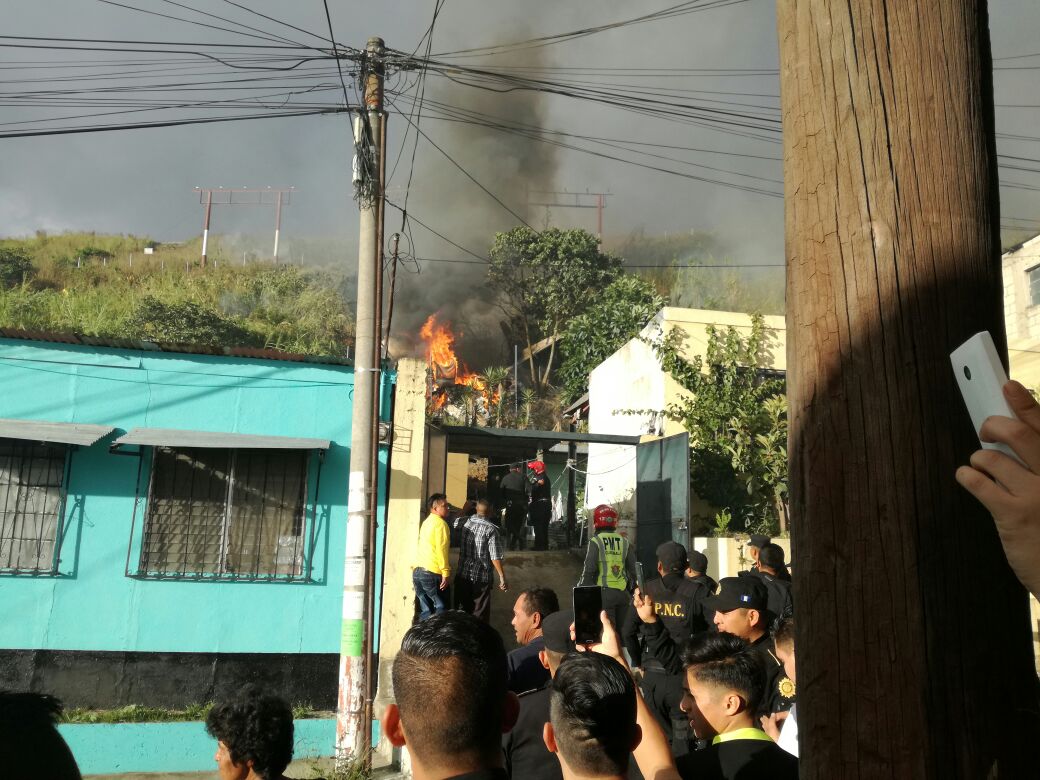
137, 447, 309, 580
0, 439, 69, 574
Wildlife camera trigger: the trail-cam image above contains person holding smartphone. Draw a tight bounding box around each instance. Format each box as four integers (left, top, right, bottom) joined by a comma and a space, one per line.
956, 379, 1040, 601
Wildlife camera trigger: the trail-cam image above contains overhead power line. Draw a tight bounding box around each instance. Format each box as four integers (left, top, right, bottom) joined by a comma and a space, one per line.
0, 106, 347, 139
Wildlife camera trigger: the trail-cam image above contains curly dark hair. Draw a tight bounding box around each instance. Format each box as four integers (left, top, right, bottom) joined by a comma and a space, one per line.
205, 684, 293, 780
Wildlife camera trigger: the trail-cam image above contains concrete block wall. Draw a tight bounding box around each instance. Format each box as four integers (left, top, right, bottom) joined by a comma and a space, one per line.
1003, 235, 1040, 342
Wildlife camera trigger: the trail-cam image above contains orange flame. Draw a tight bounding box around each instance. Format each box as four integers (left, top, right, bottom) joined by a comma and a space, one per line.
420, 315, 499, 414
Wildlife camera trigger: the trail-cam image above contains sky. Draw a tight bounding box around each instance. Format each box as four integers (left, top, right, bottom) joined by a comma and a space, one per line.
2, 1, 1040, 356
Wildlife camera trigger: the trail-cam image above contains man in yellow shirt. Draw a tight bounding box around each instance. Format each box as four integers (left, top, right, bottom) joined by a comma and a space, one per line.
413, 493, 452, 621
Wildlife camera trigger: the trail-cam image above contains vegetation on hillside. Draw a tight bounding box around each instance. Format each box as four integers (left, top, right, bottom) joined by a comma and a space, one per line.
0, 232, 354, 356
607, 229, 785, 315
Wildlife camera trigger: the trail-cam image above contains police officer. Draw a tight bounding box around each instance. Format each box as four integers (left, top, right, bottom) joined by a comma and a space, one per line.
632, 541, 709, 757
685, 550, 718, 629
527, 460, 551, 551
757, 542, 794, 626
577, 504, 638, 591
740, 533, 771, 578
704, 576, 795, 717
503, 610, 574, 780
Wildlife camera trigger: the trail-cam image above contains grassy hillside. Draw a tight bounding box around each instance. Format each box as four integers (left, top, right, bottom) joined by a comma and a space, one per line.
0, 232, 355, 356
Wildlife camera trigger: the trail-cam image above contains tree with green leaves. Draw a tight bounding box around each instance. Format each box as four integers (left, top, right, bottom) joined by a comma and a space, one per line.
0, 248, 33, 289
650, 314, 787, 535
488, 227, 622, 390
558, 274, 664, 403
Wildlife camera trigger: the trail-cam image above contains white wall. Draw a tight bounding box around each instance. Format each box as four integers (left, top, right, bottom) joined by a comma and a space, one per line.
585, 307, 787, 520
585, 335, 663, 515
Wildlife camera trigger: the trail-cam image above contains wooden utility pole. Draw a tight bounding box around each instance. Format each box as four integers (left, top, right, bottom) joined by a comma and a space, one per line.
778, 1, 1040, 776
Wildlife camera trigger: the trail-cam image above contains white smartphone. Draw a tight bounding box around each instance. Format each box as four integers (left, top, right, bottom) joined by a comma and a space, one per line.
950, 331, 1024, 465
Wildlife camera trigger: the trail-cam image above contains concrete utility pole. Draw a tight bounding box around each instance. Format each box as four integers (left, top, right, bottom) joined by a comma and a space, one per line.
778, 1, 1040, 776
201, 189, 213, 268
273, 190, 284, 261
336, 35, 385, 765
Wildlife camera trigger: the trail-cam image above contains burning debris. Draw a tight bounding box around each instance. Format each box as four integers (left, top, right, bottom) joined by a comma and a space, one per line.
420, 314, 498, 421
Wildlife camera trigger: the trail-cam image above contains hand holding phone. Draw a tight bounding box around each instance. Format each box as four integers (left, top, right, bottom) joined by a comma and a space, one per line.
635, 562, 645, 593
572, 586, 603, 644
951, 331, 1025, 466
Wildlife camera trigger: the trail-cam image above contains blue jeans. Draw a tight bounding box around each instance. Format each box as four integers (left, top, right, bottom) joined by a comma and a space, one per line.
413, 568, 446, 621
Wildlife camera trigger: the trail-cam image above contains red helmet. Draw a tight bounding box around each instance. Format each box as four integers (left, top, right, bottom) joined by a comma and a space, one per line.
527, 460, 546, 475
592, 504, 619, 530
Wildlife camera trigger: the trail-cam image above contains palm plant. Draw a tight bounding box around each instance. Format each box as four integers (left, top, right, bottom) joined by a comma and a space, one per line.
478, 365, 511, 428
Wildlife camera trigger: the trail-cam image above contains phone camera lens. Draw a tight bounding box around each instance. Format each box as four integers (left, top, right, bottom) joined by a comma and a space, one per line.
964, 366, 972, 380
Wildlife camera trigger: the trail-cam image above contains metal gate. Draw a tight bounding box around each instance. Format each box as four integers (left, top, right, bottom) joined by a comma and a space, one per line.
635, 432, 690, 572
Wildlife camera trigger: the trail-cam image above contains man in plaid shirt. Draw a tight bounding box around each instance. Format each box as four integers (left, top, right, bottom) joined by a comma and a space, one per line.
454, 498, 509, 622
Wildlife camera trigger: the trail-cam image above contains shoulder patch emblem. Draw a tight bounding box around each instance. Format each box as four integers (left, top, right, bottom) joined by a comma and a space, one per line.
778, 676, 796, 699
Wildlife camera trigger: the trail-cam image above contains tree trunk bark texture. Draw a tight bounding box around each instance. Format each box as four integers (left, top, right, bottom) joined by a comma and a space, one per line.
778, 1, 1040, 776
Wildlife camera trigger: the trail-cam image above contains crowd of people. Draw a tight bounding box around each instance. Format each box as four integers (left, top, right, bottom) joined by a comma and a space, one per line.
7, 379, 1040, 780
410, 477, 802, 778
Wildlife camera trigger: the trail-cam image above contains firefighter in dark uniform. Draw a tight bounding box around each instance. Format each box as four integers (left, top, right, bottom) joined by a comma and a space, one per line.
527, 460, 551, 551
500, 464, 528, 551
503, 610, 574, 780
631, 541, 709, 757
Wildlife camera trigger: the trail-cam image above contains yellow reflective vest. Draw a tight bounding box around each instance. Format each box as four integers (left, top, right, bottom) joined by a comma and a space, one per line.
591, 532, 629, 590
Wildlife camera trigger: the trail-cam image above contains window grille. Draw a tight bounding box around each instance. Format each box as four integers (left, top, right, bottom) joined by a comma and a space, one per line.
136, 447, 310, 580
0, 440, 69, 574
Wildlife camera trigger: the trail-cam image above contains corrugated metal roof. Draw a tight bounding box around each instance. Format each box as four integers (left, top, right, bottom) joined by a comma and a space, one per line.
0, 328, 353, 366
114, 428, 330, 450
0, 418, 114, 446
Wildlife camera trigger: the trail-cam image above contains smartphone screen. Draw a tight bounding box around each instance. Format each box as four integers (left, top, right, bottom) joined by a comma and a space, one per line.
573, 586, 603, 644
636, 562, 645, 593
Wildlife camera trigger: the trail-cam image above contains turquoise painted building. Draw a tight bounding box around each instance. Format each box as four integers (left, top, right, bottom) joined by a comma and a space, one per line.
0, 334, 391, 711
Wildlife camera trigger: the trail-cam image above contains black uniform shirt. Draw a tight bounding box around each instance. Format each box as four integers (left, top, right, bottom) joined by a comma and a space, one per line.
748, 634, 795, 715
758, 573, 794, 624
502, 684, 561, 780
677, 735, 798, 780
636, 574, 711, 671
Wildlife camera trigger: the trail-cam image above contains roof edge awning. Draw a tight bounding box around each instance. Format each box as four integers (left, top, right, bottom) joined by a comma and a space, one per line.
112, 427, 331, 450
438, 425, 641, 446
0, 418, 115, 447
